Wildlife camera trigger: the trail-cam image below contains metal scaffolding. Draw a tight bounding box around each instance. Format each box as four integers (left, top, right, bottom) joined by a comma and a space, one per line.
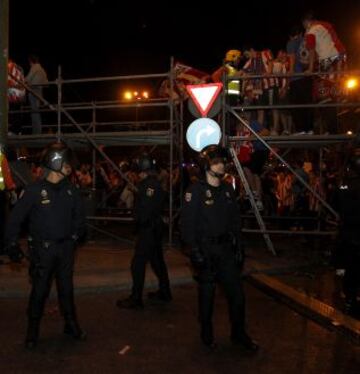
221, 69, 360, 253
5, 62, 360, 251
7, 58, 182, 244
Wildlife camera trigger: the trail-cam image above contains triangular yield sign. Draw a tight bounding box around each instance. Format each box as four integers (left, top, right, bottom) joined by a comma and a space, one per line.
186, 83, 223, 117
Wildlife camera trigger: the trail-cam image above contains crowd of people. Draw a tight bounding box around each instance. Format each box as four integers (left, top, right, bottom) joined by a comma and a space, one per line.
30, 149, 337, 229
209, 12, 348, 137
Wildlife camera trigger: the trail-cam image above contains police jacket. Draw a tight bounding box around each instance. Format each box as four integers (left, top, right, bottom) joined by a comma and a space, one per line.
134, 175, 166, 227
180, 179, 241, 248
5, 178, 86, 244
335, 176, 360, 235
333, 175, 360, 266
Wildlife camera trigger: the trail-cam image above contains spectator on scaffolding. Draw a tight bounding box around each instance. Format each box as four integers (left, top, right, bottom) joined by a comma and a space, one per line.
303, 12, 346, 75
262, 169, 278, 215
0, 147, 17, 259
308, 168, 325, 220
212, 49, 244, 135
291, 160, 310, 230
275, 169, 294, 227
95, 162, 111, 208
118, 164, 139, 211
286, 25, 314, 135
25, 54, 48, 135
8, 58, 26, 135
302, 11, 346, 134
270, 50, 292, 135
242, 47, 273, 128
158, 162, 169, 193
76, 164, 92, 189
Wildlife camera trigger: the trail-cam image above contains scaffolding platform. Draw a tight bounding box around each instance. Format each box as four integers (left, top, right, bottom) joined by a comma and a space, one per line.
230, 134, 355, 148
7, 130, 171, 148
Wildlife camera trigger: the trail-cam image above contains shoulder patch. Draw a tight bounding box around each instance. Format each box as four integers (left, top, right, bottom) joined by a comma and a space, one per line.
185, 192, 192, 202
67, 189, 73, 196
146, 187, 155, 197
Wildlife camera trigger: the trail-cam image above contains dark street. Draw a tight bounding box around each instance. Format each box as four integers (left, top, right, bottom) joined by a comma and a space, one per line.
0, 283, 359, 374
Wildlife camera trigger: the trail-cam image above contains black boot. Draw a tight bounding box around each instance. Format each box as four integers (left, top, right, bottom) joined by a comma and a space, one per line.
25, 318, 40, 350
64, 318, 87, 340
201, 324, 217, 350
231, 332, 259, 352
344, 298, 360, 318
147, 288, 172, 302
116, 296, 144, 310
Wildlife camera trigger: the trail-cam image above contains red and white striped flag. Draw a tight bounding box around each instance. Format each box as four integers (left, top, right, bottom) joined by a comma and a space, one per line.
159, 62, 209, 99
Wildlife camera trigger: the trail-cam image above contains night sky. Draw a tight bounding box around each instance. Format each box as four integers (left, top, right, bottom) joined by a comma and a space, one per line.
9, 0, 360, 80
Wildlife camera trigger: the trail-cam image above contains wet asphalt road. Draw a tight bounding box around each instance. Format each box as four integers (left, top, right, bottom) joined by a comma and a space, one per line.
0, 283, 359, 374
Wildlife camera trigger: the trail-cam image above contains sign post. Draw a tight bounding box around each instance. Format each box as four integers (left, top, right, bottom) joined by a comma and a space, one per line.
185, 83, 223, 152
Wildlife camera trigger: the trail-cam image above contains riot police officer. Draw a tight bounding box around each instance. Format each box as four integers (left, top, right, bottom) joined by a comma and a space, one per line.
117, 154, 171, 309
180, 144, 258, 351
334, 149, 360, 316
5, 142, 86, 349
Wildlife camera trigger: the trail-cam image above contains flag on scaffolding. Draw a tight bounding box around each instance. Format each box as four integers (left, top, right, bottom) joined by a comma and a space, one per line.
8, 61, 26, 103
159, 62, 209, 100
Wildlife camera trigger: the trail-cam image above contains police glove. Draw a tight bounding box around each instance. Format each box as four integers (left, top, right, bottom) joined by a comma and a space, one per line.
190, 248, 206, 270
9, 190, 18, 205
6, 242, 25, 263
71, 234, 79, 244
234, 238, 245, 267
336, 269, 346, 277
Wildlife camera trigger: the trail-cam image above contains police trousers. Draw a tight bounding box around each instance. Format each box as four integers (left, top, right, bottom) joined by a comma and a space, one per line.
197, 243, 245, 340
131, 225, 170, 300
27, 240, 77, 321
343, 249, 360, 302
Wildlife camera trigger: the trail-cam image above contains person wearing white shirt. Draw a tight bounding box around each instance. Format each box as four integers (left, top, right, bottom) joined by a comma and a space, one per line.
25, 55, 48, 135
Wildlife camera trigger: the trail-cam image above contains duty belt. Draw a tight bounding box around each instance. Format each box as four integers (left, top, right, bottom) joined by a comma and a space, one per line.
201, 233, 233, 245
29, 237, 72, 248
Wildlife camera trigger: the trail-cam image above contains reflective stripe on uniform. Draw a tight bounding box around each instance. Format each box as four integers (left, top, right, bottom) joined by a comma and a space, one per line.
226, 65, 240, 96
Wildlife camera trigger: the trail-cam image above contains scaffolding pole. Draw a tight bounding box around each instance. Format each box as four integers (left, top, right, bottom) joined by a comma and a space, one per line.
0, 0, 9, 147
56, 65, 62, 142
169, 57, 175, 245
12, 77, 138, 192
227, 106, 339, 220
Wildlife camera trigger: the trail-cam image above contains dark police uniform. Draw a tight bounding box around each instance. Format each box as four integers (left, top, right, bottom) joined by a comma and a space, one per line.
5, 177, 86, 340
180, 179, 253, 347
130, 175, 171, 304
334, 175, 360, 314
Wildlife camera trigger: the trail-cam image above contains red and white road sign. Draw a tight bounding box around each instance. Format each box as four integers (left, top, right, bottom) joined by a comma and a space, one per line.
186, 83, 223, 117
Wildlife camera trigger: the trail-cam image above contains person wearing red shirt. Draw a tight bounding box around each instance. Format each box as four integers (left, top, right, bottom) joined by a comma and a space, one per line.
0, 147, 17, 259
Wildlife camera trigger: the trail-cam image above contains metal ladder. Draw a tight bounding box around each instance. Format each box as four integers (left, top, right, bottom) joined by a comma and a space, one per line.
228, 145, 277, 256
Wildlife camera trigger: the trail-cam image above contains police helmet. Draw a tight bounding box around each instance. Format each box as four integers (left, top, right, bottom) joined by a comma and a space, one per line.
198, 144, 228, 171
138, 154, 156, 172
42, 143, 75, 172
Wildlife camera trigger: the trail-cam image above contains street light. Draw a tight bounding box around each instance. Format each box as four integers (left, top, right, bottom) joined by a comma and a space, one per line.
345, 77, 358, 90
122, 90, 150, 101
124, 91, 133, 100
